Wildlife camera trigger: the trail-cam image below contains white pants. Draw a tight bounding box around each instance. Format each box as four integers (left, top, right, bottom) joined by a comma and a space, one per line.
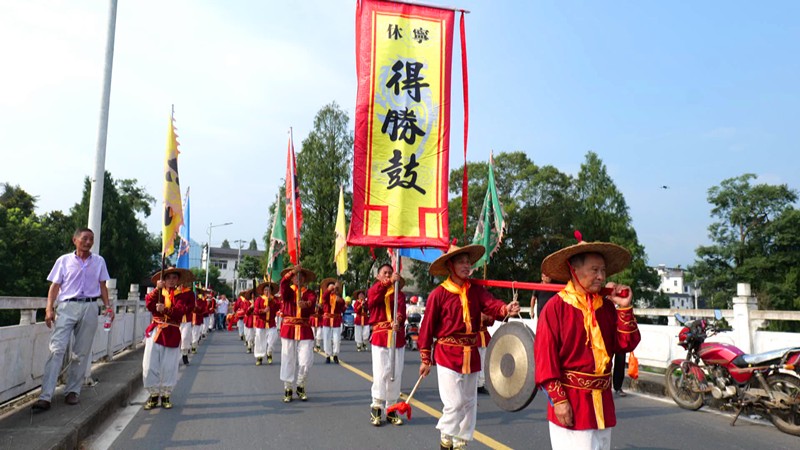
322, 326, 342, 356
39, 301, 99, 401
276, 316, 282, 329
180, 322, 192, 354
478, 347, 486, 387
436, 364, 478, 442
245, 326, 255, 347
142, 335, 180, 395
280, 338, 314, 388
549, 422, 612, 450
313, 326, 322, 344
254, 327, 278, 358
237, 319, 244, 337
203, 315, 212, 333
192, 324, 202, 346
354, 325, 370, 346
371, 345, 404, 409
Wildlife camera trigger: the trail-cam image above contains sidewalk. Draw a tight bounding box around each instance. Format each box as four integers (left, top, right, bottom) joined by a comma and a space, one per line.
0, 346, 144, 450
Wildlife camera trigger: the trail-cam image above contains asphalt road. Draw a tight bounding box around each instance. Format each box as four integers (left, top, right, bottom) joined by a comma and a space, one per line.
89, 330, 799, 450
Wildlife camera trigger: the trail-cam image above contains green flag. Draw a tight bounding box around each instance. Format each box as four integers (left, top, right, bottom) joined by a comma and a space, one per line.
266, 195, 286, 281
472, 152, 506, 269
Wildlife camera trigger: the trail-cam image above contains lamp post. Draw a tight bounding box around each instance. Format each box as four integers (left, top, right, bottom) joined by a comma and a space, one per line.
205, 222, 233, 288
233, 239, 246, 296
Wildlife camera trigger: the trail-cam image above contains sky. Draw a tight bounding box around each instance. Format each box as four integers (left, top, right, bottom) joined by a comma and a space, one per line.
1, 0, 798, 269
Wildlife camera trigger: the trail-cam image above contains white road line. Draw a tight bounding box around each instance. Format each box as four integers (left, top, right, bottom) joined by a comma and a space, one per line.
626, 391, 774, 428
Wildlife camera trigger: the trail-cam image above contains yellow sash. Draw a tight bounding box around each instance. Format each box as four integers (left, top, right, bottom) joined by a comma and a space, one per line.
290, 285, 307, 340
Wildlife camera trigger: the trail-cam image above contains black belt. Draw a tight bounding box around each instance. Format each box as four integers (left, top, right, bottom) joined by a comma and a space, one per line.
66, 297, 99, 302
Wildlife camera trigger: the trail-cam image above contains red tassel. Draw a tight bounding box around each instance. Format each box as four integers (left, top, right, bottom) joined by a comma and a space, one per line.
574, 230, 583, 242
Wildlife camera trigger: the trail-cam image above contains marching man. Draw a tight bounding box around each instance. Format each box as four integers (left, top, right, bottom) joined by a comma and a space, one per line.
279, 265, 318, 403
142, 267, 194, 410
320, 277, 346, 364
235, 291, 247, 341
254, 281, 280, 365
352, 290, 369, 352
418, 244, 520, 450
243, 290, 256, 353
367, 263, 406, 427
191, 287, 207, 353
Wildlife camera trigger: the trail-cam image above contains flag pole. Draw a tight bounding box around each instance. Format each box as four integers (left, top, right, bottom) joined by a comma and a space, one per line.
389, 249, 400, 382
288, 127, 300, 263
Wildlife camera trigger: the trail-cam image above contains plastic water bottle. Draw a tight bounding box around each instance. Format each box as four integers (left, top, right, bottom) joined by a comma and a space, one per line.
103, 309, 113, 331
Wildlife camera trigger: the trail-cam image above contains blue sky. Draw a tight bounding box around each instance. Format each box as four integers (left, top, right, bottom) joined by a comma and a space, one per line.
1, 1, 798, 269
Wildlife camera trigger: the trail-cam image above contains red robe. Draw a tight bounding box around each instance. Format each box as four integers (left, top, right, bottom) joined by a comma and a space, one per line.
353, 299, 368, 326
534, 287, 640, 431
144, 287, 193, 348
243, 298, 255, 328
418, 278, 507, 374
192, 295, 207, 325
279, 274, 317, 340
322, 290, 346, 327
234, 296, 247, 321
254, 295, 279, 329
478, 314, 494, 348
367, 280, 406, 348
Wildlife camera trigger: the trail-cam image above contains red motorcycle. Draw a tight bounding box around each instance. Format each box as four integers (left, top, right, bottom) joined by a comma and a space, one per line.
666, 311, 800, 436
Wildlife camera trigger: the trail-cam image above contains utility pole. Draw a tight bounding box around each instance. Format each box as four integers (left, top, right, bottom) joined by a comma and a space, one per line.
233, 239, 246, 296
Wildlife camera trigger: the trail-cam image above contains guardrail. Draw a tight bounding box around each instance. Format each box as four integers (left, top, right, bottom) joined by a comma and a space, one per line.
0, 280, 150, 405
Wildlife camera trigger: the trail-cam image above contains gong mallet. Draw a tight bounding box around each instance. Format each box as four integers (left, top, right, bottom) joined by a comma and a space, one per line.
387, 374, 425, 420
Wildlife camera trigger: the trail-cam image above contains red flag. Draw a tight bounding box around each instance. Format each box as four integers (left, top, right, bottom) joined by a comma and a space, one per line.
285, 130, 302, 264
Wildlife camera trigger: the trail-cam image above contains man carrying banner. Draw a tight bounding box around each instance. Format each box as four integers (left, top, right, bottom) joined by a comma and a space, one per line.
320, 277, 346, 364
352, 290, 369, 352
279, 265, 318, 403
534, 233, 640, 450
419, 244, 520, 450
254, 281, 280, 366
367, 264, 406, 426
142, 267, 194, 410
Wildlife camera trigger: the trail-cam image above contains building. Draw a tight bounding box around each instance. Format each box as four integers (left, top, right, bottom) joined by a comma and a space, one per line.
654, 264, 702, 309
202, 246, 265, 294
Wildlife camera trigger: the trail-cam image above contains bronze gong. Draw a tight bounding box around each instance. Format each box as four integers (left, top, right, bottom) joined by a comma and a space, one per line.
485, 321, 536, 412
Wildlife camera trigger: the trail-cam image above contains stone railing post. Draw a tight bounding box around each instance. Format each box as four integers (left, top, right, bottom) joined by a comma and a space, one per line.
105, 278, 118, 361
732, 283, 757, 354
129, 284, 140, 349
19, 309, 37, 325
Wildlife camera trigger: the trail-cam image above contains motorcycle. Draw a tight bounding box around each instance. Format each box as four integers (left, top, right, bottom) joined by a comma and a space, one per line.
406, 313, 421, 350
666, 310, 800, 436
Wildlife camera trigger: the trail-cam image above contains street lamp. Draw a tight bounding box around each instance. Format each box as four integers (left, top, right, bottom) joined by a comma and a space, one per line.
233, 239, 246, 296
205, 221, 233, 288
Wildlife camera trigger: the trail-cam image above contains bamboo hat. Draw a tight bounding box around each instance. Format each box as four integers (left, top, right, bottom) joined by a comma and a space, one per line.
320, 277, 338, 290
352, 289, 366, 299
541, 231, 632, 283
256, 281, 279, 296
151, 267, 194, 286
280, 265, 317, 283
429, 244, 486, 277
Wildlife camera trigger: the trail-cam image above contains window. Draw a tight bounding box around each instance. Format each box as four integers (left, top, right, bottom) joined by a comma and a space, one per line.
211, 259, 228, 270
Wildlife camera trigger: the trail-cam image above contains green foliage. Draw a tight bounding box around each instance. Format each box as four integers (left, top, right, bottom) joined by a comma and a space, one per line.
190, 266, 232, 298
238, 255, 263, 280
70, 172, 160, 296
690, 174, 799, 328
248, 238, 258, 250
221, 239, 231, 249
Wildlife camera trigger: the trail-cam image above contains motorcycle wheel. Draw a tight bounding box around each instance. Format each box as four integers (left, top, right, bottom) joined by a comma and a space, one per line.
665, 363, 704, 410
766, 374, 800, 436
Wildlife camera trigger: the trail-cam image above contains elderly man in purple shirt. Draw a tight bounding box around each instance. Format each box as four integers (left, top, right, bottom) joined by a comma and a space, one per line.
32, 227, 113, 412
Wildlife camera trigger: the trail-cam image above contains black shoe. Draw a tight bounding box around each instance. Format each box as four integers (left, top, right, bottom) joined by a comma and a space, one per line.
65, 392, 79, 405
477, 386, 489, 395
143, 395, 159, 410
370, 407, 383, 426
160, 395, 172, 409
267, 354, 273, 364
296, 386, 308, 401
440, 441, 454, 450
191, 347, 197, 354
326, 356, 331, 364
182, 354, 190, 365
333, 355, 339, 364
256, 357, 263, 366
31, 400, 51, 412
283, 389, 293, 403
240, 335, 244, 341
387, 410, 404, 426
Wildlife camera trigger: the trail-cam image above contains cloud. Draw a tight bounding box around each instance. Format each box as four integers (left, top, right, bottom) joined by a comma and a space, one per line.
703, 126, 737, 139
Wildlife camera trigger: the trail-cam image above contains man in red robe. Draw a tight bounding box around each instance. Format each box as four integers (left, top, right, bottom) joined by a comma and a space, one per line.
253, 282, 280, 365
352, 290, 369, 352
418, 245, 520, 450
142, 267, 194, 410
535, 233, 640, 450
191, 288, 207, 353
320, 277, 346, 364
367, 263, 406, 426
279, 265, 317, 403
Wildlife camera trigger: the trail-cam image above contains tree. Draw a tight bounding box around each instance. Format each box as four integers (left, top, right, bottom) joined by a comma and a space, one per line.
248, 238, 258, 250
691, 174, 799, 325
295, 102, 354, 278
221, 239, 231, 249
70, 172, 160, 297
1, 183, 37, 216
190, 266, 232, 298
238, 255, 264, 281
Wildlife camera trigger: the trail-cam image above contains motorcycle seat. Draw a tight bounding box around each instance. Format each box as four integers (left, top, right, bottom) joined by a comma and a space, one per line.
732, 347, 799, 367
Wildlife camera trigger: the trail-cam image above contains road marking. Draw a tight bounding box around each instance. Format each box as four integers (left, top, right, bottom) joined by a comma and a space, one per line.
338, 358, 513, 450
85, 388, 149, 449
626, 391, 773, 427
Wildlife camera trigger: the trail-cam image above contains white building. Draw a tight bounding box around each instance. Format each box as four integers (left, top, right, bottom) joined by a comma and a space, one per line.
202, 246, 265, 294
654, 264, 702, 309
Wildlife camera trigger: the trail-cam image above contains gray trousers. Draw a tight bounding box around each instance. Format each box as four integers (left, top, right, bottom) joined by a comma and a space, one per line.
39, 301, 99, 401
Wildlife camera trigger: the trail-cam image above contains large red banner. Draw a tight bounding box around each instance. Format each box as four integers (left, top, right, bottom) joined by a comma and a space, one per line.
348, 0, 454, 249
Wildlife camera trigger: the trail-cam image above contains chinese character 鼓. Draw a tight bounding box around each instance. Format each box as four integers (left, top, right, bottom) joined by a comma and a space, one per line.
412, 27, 429, 44
386, 60, 430, 102
387, 24, 403, 40
381, 107, 426, 145
380, 149, 426, 195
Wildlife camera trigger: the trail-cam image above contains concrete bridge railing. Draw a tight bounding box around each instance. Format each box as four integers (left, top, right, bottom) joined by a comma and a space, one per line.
0, 279, 150, 405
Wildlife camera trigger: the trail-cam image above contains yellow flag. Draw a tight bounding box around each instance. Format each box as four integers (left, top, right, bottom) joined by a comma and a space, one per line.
334, 186, 348, 275
162, 110, 184, 256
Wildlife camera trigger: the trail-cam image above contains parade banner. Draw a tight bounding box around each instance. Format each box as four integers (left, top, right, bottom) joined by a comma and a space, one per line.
176, 187, 191, 268
162, 109, 184, 256
267, 194, 286, 281
348, 0, 455, 249
334, 186, 348, 275
285, 130, 302, 264
472, 152, 505, 269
